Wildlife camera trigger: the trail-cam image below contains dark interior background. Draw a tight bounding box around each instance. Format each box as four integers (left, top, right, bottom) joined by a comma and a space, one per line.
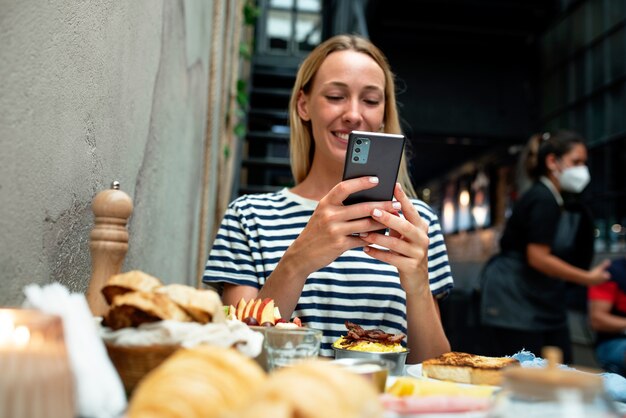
365, 0, 559, 187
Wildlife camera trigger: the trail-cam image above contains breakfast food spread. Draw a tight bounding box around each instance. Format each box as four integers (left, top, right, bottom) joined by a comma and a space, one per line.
333, 321, 406, 353
421, 351, 519, 386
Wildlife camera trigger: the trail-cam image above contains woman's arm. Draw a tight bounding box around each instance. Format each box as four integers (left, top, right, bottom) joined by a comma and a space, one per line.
233, 176, 405, 319
527, 243, 611, 286
360, 183, 450, 363
588, 299, 626, 333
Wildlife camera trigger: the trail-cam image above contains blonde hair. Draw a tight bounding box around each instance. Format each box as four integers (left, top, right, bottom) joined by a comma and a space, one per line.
288, 34, 416, 198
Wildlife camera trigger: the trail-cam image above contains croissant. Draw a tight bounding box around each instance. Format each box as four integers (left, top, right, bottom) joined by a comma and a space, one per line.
128, 346, 266, 418
231, 360, 384, 418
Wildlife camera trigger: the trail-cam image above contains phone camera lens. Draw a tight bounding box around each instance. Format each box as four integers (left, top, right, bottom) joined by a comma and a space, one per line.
354, 148, 360, 153
356, 139, 362, 145
353, 156, 359, 162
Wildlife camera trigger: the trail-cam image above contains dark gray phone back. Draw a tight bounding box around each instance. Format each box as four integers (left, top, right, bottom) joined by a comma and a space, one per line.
342, 130, 405, 205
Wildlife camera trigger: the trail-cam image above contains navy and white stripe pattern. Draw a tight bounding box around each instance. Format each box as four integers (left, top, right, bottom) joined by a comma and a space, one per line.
203, 188, 454, 357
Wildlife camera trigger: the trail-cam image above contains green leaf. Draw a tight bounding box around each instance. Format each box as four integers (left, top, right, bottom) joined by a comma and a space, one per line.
223, 144, 230, 159
234, 123, 247, 138
236, 90, 248, 108
243, 0, 260, 25
239, 41, 252, 60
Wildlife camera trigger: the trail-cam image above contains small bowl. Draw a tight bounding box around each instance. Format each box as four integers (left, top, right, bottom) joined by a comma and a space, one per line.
332, 346, 408, 376
331, 358, 390, 392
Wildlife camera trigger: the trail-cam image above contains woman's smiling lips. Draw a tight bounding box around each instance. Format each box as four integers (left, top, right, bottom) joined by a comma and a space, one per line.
333, 131, 350, 144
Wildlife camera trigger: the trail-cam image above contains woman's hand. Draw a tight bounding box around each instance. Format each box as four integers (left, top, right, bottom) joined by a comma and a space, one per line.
359, 183, 430, 295
283, 176, 404, 277
587, 259, 612, 286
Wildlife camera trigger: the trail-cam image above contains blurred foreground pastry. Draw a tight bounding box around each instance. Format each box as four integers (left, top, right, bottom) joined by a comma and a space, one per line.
127, 347, 384, 418
233, 360, 384, 418
128, 346, 266, 418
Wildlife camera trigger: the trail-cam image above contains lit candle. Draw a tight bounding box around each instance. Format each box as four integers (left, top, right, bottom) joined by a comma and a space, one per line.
0, 308, 74, 418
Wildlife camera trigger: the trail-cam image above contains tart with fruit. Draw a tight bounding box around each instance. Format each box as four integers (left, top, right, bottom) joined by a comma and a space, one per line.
226, 297, 302, 328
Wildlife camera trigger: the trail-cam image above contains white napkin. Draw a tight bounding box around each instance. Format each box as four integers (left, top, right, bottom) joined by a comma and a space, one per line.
99, 319, 264, 358
23, 283, 127, 418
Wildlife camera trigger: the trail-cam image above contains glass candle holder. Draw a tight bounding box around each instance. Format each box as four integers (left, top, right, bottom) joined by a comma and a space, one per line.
0, 308, 74, 418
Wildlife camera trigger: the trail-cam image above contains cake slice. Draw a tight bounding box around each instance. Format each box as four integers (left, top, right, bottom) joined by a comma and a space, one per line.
422, 352, 519, 386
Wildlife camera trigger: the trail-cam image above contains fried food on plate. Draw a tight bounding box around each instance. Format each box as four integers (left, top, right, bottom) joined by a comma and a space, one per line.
422, 351, 519, 386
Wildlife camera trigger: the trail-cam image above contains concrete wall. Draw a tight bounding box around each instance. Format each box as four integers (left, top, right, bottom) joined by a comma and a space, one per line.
0, 0, 237, 305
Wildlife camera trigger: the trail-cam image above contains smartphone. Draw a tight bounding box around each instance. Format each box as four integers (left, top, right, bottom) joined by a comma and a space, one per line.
342, 130, 406, 206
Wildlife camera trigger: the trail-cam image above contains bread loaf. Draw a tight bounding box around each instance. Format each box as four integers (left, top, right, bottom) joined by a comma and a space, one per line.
101, 270, 163, 305
103, 291, 192, 330
422, 352, 519, 386
155, 284, 224, 324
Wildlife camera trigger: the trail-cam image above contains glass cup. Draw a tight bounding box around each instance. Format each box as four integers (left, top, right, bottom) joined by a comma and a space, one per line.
264, 327, 322, 371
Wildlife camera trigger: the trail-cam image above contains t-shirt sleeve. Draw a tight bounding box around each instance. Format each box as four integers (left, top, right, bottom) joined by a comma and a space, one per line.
526, 192, 560, 246
415, 200, 454, 299
588, 281, 617, 303
202, 201, 261, 289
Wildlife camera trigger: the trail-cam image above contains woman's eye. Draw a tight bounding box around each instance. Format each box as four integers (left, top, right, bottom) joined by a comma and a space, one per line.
325, 95, 343, 101
364, 99, 380, 105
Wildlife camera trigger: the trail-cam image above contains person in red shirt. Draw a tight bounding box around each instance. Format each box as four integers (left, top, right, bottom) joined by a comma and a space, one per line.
588, 257, 626, 376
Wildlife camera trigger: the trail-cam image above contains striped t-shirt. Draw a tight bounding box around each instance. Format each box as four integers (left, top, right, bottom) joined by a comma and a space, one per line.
203, 188, 454, 357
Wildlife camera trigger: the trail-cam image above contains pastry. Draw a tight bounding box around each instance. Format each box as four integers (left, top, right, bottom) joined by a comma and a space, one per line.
101, 270, 163, 305
422, 352, 519, 386
155, 284, 225, 324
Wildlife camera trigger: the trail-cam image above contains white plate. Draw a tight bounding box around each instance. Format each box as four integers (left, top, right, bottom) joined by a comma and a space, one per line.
406, 363, 424, 379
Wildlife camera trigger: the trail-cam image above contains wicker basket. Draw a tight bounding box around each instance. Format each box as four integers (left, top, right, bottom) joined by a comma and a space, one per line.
105, 342, 180, 395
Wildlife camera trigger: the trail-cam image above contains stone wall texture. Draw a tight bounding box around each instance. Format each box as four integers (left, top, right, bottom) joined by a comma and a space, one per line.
0, 0, 239, 304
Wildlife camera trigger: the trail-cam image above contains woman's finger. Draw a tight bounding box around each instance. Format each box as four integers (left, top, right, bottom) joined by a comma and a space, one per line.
393, 183, 425, 228
324, 176, 381, 206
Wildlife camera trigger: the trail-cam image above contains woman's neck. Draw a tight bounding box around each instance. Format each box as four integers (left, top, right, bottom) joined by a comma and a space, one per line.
290, 158, 342, 201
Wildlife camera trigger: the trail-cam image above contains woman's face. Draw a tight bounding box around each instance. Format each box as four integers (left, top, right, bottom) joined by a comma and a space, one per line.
558, 143, 588, 170
296, 49, 386, 166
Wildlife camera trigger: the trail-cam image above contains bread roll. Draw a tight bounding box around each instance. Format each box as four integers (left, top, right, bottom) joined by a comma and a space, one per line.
101, 270, 163, 305
128, 346, 266, 418
103, 291, 191, 330
422, 352, 519, 386
155, 284, 225, 323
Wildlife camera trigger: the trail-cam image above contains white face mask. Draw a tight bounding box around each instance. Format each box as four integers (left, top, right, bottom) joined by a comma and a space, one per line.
557, 165, 590, 193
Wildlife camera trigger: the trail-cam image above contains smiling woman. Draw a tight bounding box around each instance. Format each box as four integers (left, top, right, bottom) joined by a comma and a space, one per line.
203, 34, 454, 364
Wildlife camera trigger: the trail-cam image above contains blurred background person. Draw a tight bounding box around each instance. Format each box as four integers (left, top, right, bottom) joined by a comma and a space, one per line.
588, 256, 626, 376
480, 129, 611, 363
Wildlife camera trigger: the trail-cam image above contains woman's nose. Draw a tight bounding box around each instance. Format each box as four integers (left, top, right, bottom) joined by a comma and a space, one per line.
342, 100, 363, 125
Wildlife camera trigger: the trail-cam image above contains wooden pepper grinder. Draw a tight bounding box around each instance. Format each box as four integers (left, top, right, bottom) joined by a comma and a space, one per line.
86, 181, 133, 317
